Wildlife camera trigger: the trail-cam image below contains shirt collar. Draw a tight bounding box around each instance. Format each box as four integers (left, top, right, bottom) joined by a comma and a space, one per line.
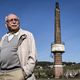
6, 29, 20, 37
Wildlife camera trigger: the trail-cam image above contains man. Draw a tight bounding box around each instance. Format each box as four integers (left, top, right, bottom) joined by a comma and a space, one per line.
0, 13, 37, 80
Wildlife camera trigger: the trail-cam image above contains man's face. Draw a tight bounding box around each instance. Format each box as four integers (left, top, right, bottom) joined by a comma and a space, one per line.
6, 14, 20, 32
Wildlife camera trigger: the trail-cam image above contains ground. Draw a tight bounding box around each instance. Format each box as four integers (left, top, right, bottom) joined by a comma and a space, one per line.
38, 78, 80, 80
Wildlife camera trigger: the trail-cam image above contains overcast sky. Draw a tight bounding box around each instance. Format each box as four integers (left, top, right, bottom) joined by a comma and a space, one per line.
0, 0, 80, 63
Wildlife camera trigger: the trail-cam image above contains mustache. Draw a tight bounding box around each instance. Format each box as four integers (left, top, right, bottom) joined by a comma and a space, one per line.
11, 24, 19, 27
11, 24, 18, 26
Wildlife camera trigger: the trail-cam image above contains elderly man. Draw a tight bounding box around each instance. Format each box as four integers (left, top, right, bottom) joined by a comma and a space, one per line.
0, 13, 37, 80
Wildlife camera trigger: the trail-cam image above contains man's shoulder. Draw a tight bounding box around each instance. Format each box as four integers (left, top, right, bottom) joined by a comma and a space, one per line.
1, 34, 7, 40
20, 28, 33, 36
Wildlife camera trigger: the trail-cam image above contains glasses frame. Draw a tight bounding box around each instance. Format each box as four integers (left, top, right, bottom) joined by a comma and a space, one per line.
6, 18, 19, 23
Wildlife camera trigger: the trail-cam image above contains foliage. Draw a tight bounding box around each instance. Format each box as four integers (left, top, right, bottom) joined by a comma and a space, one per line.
34, 61, 80, 79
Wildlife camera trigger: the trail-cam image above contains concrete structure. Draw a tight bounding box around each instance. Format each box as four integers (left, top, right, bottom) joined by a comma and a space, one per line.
51, 0, 65, 78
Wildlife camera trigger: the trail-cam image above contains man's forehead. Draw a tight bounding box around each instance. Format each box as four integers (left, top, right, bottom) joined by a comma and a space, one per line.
7, 14, 18, 19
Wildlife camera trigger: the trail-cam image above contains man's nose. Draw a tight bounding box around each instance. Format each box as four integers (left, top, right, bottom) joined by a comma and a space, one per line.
13, 20, 16, 24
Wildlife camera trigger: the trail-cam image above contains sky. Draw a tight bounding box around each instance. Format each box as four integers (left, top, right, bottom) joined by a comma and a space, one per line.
0, 0, 80, 63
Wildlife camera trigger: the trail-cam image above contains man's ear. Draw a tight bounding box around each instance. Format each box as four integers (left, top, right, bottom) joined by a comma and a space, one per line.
5, 16, 8, 28
5, 22, 8, 28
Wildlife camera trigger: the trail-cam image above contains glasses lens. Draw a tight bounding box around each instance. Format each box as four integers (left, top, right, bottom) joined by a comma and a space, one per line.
7, 19, 18, 22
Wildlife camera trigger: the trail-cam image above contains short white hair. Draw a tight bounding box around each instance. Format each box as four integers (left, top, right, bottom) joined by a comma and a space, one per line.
5, 13, 19, 22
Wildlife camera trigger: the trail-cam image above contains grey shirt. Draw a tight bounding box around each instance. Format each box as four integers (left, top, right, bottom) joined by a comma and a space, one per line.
0, 35, 20, 69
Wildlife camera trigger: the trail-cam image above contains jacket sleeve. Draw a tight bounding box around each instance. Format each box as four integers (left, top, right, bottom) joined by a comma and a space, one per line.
22, 33, 37, 77
0, 42, 1, 52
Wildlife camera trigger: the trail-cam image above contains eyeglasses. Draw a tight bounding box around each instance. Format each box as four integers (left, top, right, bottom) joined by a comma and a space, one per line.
6, 18, 19, 22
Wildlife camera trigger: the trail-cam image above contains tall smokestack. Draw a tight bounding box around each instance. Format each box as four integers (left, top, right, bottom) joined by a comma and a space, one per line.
51, 0, 65, 78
